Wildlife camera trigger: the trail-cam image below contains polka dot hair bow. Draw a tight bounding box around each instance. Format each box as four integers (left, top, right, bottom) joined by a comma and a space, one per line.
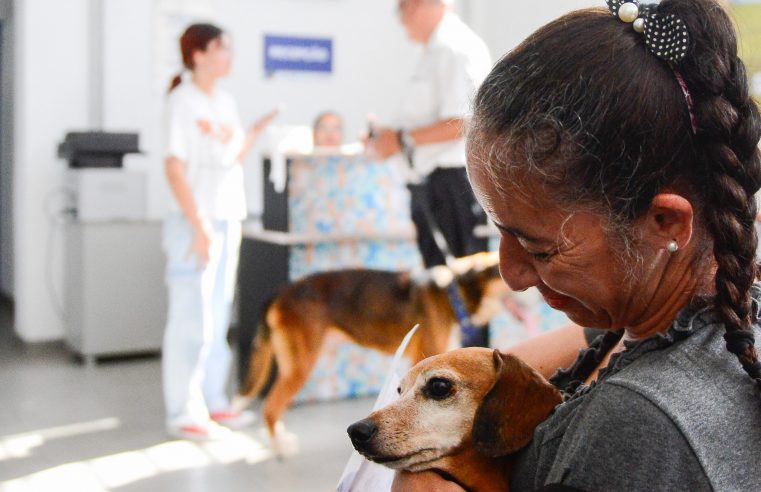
605, 0, 690, 63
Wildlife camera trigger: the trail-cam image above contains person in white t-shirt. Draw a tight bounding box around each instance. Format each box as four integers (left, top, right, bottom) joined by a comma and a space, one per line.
370, 0, 492, 269
162, 23, 277, 440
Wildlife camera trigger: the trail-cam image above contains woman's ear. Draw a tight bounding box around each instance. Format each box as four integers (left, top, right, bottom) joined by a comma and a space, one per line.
641, 193, 695, 252
472, 350, 562, 457
191, 48, 207, 71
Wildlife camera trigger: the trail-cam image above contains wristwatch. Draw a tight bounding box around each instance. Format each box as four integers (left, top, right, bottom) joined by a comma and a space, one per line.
397, 129, 416, 153
397, 129, 416, 167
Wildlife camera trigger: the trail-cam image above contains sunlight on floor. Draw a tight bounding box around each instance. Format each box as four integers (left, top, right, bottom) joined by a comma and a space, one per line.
0, 426, 274, 492
0, 418, 121, 461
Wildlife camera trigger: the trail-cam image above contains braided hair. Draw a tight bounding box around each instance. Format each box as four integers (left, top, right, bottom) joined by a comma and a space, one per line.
468, 0, 761, 385
673, 0, 761, 384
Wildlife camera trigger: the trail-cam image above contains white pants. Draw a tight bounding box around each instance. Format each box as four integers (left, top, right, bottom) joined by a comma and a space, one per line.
162, 214, 242, 429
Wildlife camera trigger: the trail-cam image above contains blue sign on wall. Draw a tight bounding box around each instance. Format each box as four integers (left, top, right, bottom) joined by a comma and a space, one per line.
264, 35, 333, 74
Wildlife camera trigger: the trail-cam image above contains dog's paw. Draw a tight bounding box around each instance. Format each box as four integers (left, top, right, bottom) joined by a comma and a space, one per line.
271, 424, 300, 459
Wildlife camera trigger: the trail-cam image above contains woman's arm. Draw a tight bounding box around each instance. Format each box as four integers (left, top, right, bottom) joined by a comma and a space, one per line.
391, 470, 466, 492
165, 156, 211, 266
237, 108, 279, 163
370, 119, 465, 159
504, 323, 588, 379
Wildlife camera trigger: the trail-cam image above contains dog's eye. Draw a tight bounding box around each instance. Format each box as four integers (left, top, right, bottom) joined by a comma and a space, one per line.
425, 378, 453, 399
397, 386, 401, 395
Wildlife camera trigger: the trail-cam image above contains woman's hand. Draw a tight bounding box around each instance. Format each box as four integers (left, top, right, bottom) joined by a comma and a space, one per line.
370, 128, 402, 160
189, 221, 213, 268
391, 471, 466, 492
237, 107, 280, 163
248, 107, 280, 138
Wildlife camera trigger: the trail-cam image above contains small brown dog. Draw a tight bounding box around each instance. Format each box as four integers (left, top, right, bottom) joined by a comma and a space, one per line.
347, 348, 562, 492
236, 253, 511, 451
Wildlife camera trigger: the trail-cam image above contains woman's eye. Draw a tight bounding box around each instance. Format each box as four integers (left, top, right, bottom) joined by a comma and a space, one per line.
529, 251, 554, 262
426, 378, 453, 399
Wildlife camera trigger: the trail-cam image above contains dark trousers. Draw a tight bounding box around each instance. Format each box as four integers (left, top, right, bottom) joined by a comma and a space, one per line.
408, 167, 488, 268
408, 167, 490, 347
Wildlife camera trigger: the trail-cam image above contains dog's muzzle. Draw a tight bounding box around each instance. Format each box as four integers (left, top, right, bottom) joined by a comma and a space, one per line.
347, 418, 378, 451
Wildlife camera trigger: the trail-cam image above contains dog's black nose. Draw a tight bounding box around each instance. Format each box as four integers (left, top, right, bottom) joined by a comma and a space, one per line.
347, 419, 378, 447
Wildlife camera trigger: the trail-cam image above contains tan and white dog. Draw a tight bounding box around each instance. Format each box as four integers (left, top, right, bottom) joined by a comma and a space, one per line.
347, 348, 562, 492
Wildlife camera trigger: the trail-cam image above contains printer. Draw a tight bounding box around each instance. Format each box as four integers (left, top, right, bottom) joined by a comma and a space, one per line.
58, 131, 140, 168
58, 131, 146, 222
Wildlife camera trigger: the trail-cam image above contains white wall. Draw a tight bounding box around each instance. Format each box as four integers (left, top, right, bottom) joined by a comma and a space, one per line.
464, 0, 599, 61
0, 0, 13, 299
13, 0, 417, 341
103, 0, 416, 221
11, 0, 601, 342
13, 0, 91, 341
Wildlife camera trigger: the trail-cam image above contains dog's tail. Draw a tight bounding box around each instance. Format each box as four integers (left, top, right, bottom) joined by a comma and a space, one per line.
237, 299, 276, 401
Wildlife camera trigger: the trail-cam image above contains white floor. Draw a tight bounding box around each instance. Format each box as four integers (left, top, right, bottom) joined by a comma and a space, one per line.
0, 301, 375, 492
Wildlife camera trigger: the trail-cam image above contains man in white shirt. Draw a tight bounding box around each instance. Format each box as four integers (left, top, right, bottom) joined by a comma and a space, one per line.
372, 0, 492, 270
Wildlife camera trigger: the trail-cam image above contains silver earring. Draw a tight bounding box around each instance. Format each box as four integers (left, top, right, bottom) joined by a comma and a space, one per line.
667, 240, 679, 253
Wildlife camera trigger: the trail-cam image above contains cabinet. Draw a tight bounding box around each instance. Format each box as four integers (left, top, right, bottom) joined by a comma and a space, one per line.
64, 221, 166, 364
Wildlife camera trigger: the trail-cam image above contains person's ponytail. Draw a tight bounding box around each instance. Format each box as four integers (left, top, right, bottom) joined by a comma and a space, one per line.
168, 72, 183, 94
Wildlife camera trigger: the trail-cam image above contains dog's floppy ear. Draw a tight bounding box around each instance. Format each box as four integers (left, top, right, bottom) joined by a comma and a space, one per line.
473, 350, 562, 457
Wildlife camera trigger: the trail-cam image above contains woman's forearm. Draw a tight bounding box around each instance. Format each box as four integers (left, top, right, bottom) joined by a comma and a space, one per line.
237, 108, 279, 163
410, 118, 465, 146
504, 323, 588, 379
165, 156, 203, 231
236, 128, 261, 163
392, 470, 466, 491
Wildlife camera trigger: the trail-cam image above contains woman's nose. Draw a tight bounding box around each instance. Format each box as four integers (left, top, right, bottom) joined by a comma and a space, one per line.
499, 236, 540, 292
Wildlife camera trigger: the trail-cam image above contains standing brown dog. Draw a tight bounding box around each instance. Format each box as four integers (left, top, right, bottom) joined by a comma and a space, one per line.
236, 253, 510, 451
348, 348, 562, 492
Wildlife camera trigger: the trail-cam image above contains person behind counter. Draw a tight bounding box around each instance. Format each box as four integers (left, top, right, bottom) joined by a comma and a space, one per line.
394, 0, 761, 489
313, 111, 344, 148
162, 23, 277, 440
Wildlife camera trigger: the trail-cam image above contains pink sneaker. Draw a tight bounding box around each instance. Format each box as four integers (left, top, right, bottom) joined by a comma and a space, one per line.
168, 421, 232, 441
209, 409, 256, 429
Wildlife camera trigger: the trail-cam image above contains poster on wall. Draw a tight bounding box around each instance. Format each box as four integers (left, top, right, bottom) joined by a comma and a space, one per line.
263, 35, 333, 77
730, 0, 761, 98
154, 0, 215, 92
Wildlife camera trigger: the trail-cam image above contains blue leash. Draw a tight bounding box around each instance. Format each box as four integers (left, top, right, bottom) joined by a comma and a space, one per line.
446, 282, 482, 347
407, 167, 487, 347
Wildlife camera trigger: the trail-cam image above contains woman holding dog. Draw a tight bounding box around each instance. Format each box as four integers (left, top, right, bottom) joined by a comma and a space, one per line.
394, 0, 761, 490
162, 23, 277, 440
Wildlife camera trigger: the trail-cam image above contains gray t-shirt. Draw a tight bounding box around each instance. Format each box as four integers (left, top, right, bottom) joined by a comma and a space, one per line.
512, 286, 761, 491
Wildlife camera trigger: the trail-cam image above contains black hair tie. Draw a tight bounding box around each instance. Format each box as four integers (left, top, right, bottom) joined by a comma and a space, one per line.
724, 329, 756, 355
740, 359, 761, 381
746, 362, 761, 380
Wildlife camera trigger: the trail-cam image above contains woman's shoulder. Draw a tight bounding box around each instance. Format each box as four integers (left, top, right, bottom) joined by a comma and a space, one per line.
213, 87, 237, 108
603, 316, 761, 434
608, 318, 761, 402
166, 83, 197, 112
548, 381, 688, 446
598, 321, 761, 489
513, 383, 710, 491
519, 312, 761, 490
